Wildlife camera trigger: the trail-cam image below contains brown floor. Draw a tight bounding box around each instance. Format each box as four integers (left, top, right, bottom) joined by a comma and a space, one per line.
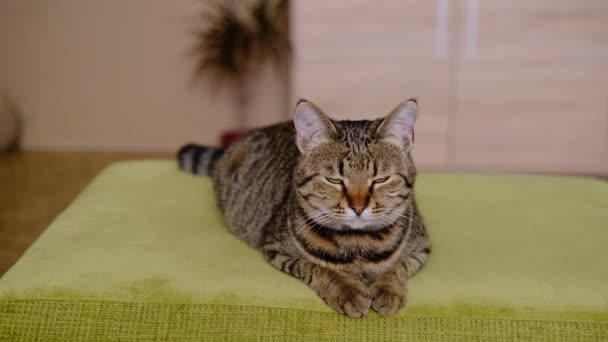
0, 151, 171, 276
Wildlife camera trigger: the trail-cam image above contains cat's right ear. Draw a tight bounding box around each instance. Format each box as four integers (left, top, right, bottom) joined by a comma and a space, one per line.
293, 99, 336, 153
376, 99, 418, 152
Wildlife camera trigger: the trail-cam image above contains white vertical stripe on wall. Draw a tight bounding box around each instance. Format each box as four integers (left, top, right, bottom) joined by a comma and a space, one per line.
465, 0, 479, 61
434, 0, 449, 61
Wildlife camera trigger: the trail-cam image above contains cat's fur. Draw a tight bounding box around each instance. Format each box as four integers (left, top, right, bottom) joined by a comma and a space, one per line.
178, 99, 430, 318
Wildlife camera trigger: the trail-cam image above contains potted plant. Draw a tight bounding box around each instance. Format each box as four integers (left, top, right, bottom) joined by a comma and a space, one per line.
191, 0, 290, 148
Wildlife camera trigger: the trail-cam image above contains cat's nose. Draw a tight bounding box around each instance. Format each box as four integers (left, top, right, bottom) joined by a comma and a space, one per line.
347, 190, 369, 216
350, 205, 366, 216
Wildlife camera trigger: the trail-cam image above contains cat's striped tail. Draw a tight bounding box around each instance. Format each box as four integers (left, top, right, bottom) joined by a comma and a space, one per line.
177, 143, 224, 176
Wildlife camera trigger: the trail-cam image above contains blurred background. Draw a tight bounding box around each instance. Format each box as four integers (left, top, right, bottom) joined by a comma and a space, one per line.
0, 0, 607, 274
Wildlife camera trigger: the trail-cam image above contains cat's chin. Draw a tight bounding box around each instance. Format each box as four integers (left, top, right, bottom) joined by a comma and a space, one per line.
338, 218, 386, 231
310, 211, 387, 232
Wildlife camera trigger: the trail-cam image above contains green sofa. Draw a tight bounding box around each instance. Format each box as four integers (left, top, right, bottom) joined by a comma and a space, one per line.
1, 161, 607, 341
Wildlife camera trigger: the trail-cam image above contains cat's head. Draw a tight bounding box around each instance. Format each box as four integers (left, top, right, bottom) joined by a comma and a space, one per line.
293, 98, 418, 231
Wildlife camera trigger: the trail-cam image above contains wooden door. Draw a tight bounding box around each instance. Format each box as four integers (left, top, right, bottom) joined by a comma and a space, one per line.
293, 0, 453, 169
450, 0, 608, 175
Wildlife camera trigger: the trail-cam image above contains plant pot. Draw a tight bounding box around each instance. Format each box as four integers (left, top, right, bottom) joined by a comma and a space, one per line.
220, 129, 248, 149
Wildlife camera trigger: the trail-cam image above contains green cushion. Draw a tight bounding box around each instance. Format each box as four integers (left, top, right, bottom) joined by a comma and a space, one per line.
1, 161, 607, 341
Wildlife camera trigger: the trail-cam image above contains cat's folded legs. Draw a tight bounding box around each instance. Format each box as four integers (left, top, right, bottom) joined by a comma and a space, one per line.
264, 249, 372, 318
369, 262, 408, 316
369, 249, 429, 316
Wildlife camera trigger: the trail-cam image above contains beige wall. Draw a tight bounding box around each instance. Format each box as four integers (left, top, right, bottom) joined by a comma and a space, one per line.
0, 0, 288, 151
294, 0, 608, 175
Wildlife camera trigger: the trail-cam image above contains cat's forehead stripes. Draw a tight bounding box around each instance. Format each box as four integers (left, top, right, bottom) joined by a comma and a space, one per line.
343, 153, 372, 172
331, 119, 385, 173
335, 120, 379, 150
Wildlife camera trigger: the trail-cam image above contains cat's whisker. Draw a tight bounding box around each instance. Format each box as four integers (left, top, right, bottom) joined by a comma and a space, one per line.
292, 211, 336, 233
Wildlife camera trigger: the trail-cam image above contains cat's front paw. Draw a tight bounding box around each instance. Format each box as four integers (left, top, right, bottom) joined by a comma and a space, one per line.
370, 278, 407, 316
319, 277, 372, 318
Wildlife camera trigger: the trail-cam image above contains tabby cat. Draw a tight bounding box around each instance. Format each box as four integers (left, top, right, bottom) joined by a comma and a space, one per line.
178, 99, 430, 318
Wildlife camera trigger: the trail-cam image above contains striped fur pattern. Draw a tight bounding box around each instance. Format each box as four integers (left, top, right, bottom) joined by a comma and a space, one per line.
178, 143, 224, 176
179, 99, 430, 318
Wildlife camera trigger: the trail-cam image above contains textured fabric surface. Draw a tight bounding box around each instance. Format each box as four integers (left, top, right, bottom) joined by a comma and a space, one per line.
1, 160, 607, 341
2, 301, 607, 341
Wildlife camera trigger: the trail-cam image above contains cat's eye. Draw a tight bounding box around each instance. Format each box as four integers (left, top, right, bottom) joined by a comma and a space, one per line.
325, 177, 344, 185
373, 176, 391, 184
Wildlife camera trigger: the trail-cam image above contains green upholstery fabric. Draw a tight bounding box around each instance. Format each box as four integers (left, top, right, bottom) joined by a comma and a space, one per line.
1, 161, 607, 341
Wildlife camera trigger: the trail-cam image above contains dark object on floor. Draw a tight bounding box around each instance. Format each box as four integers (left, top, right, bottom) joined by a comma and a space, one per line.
0, 95, 20, 152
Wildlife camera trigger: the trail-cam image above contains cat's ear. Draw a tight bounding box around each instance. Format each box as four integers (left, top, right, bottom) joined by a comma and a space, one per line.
376, 98, 418, 152
293, 99, 336, 153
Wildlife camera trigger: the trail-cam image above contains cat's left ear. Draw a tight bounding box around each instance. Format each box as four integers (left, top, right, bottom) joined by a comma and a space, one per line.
376, 98, 418, 152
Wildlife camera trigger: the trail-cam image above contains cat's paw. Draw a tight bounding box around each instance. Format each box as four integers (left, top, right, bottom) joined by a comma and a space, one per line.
370, 279, 407, 316
320, 277, 372, 318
